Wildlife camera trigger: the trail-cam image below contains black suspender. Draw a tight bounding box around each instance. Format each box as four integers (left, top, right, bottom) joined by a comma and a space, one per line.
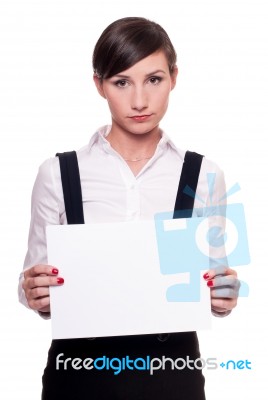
56, 150, 204, 224
56, 151, 85, 224
173, 151, 204, 218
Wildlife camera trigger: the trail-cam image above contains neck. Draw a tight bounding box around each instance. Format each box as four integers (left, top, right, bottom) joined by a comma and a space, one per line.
106, 125, 161, 161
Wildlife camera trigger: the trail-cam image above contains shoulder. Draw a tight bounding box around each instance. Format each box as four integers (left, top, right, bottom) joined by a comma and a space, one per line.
30, 157, 61, 205
36, 155, 63, 188
42, 142, 90, 175
199, 154, 225, 184
168, 142, 226, 205
198, 154, 226, 204
200, 154, 224, 178
55, 127, 105, 167
165, 135, 224, 178
36, 156, 58, 183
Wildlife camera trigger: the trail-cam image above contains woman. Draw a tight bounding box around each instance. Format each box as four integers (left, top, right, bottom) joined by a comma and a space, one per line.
19, 17, 240, 399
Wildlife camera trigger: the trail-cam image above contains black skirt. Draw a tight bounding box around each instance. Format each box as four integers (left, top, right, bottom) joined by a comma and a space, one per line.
42, 331, 206, 400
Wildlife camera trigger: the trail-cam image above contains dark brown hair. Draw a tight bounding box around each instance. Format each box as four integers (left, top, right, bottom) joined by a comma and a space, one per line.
92, 17, 177, 79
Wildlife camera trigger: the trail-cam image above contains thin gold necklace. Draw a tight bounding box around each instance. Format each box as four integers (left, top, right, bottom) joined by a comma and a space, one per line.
123, 156, 153, 162
108, 137, 154, 162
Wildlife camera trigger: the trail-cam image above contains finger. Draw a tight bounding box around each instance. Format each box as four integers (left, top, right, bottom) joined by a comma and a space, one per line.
211, 297, 237, 311
212, 305, 228, 313
28, 296, 50, 311
211, 275, 240, 289
24, 265, 59, 279
210, 287, 238, 299
203, 265, 227, 280
213, 267, 237, 278
223, 268, 237, 278
30, 287, 50, 300
23, 275, 64, 290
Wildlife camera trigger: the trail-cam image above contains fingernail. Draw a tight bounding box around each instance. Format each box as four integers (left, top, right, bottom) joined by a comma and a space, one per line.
207, 280, 214, 287
57, 277, 64, 284
203, 273, 210, 280
52, 268, 59, 275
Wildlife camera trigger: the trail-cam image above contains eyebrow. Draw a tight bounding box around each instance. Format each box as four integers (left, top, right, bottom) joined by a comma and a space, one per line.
113, 69, 167, 79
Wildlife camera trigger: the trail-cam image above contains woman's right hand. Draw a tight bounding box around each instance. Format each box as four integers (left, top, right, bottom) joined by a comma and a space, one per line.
22, 265, 64, 314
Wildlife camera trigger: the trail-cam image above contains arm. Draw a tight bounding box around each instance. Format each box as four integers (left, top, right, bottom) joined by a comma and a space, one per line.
196, 160, 240, 316
18, 157, 64, 318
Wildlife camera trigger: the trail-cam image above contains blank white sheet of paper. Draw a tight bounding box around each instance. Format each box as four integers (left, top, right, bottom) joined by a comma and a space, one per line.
47, 220, 211, 339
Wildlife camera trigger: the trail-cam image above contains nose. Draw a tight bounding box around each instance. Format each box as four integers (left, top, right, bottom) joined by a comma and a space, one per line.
131, 86, 148, 111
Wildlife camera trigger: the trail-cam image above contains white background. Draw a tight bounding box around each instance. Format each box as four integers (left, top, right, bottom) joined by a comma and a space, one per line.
0, 0, 267, 398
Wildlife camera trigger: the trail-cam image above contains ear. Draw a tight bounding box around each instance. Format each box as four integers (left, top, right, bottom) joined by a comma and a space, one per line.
170, 66, 178, 90
93, 74, 106, 99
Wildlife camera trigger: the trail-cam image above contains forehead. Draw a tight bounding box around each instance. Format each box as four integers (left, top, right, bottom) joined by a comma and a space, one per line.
114, 51, 169, 77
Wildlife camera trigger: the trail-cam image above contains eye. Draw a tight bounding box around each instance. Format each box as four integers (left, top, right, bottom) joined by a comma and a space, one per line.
114, 80, 129, 88
148, 76, 162, 85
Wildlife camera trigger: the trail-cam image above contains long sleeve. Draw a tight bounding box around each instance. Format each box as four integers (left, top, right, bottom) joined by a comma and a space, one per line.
193, 158, 231, 317
18, 157, 62, 316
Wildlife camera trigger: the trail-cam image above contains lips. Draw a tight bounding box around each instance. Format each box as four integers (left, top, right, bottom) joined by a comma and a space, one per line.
130, 114, 152, 122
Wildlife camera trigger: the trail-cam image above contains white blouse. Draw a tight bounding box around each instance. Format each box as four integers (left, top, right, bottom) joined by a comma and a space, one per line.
18, 125, 227, 315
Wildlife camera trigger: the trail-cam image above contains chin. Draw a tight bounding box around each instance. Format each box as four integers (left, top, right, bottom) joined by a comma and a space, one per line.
127, 123, 159, 136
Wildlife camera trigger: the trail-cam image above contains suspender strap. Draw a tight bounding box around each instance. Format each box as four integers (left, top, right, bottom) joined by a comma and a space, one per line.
56, 151, 85, 224
173, 150, 204, 218
157, 151, 203, 343
56, 149, 203, 223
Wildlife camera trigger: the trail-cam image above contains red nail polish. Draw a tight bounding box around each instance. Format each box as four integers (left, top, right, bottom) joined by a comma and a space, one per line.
207, 280, 213, 287
52, 268, 59, 275
203, 273, 210, 280
57, 277, 64, 284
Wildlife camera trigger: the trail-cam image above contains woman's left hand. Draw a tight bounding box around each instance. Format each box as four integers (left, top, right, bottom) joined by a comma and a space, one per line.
203, 266, 240, 315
